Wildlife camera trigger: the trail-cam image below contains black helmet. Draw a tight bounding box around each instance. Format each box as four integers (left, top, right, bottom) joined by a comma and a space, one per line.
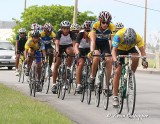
31, 30, 41, 37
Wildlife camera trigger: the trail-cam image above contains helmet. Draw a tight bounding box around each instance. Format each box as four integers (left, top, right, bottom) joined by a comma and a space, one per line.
31, 23, 39, 30
31, 30, 41, 37
82, 20, 92, 29
18, 28, 26, 33
43, 23, 53, 32
60, 20, 71, 27
115, 22, 124, 29
70, 23, 81, 31
99, 11, 112, 22
123, 28, 137, 46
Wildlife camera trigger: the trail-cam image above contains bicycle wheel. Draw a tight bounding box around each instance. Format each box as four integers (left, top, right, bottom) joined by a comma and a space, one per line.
95, 83, 101, 107
102, 68, 109, 110
57, 67, 62, 98
18, 64, 22, 82
80, 74, 85, 102
116, 76, 125, 114
43, 64, 51, 94
86, 88, 92, 104
21, 61, 25, 83
29, 69, 33, 96
70, 60, 76, 94
61, 68, 67, 100
126, 71, 136, 115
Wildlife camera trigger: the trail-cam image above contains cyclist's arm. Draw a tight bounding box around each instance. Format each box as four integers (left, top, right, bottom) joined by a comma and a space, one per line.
55, 39, 60, 53
90, 31, 96, 52
15, 35, 19, 54
139, 46, 146, 56
112, 47, 118, 62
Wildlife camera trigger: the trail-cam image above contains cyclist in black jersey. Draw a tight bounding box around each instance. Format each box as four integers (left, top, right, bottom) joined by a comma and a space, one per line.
51, 20, 76, 93
74, 20, 92, 92
15, 28, 27, 76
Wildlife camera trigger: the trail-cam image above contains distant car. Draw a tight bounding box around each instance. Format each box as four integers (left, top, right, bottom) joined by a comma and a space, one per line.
0, 40, 16, 70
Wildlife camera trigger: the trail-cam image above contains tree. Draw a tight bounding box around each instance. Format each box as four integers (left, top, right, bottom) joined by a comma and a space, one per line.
10, 5, 96, 44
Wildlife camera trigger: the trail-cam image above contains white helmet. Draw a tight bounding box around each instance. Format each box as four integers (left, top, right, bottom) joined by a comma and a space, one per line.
43, 23, 53, 32
18, 28, 26, 33
70, 23, 81, 30
115, 22, 124, 29
60, 20, 71, 27
124, 28, 136, 46
31, 23, 39, 30
99, 11, 112, 22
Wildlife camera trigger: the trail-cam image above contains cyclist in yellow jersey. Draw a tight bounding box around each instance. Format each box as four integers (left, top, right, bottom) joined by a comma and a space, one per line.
88, 11, 115, 91
24, 30, 46, 91
112, 28, 148, 107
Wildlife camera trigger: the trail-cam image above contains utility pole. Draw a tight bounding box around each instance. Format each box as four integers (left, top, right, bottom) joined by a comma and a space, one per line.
144, 0, 147, 50
73, 0, 78, 24
24, 0, 27, 11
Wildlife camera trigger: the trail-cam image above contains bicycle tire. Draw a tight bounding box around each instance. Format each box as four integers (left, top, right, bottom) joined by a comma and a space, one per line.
116, 76, 125, 114
86, 88, 91, 104
61, 66, 67, 100
43, 64, 51, 94
70, 60, 76, 93
18, 64, 22, 82
102, 68, 109, 110
126, 71, 136, 115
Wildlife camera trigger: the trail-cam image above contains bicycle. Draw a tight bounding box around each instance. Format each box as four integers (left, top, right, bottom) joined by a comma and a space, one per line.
116, 53, 146, 115
79, 56, 91, 103
28, 55, 44, 97
92, 53, 112, 110
41, 52, 53, 94
70, 56, 77, 95
56, 52, 73, 100
18, 52, 26, 83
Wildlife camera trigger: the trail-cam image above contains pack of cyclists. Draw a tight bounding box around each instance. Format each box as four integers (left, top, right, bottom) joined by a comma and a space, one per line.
15, 10, 148, 107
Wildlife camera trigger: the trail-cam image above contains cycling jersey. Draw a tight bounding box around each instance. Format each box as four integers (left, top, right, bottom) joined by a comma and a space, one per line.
25, 39, 45, 51
56, 30, 76, 45
41, 31, 56, 44
16, 34, 27, 51
27, 31, 32, 40
91, 21, 115, 43
112, 28, 144, 51
76, 30, 90, 48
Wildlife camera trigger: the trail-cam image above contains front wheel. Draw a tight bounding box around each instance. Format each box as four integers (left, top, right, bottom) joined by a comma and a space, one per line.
126, 71, 136, 115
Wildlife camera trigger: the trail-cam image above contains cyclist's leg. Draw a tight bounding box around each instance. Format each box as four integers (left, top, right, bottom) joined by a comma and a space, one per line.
15, 50, 20, 75
26, 48, 34, 75
76, 49, 85, 91
101, 43, 112, 85
65, 44, 74, 67
128, 47, 139, 72
35, 51, 42, 81
46, 44, 54, 68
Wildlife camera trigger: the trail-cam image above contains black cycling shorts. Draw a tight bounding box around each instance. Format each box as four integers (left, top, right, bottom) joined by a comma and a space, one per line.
117, 47, 139, 64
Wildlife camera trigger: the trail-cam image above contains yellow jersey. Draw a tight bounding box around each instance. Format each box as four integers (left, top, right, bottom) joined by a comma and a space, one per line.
112, 28, 144, 51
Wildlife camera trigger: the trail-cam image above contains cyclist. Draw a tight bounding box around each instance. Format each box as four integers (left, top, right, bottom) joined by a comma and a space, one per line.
51, 20, 76, 93
41, 23, 56, 75
74, 20, 92, 92
88, 11, 115, 91
24, 30, 46, 92
112, 28, 148, 107
28, 22, 39, 40
15, 28, 27, 76
70, 23, 81, 37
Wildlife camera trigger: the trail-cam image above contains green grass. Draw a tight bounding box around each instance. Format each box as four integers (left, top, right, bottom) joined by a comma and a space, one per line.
0, 83, 73, 124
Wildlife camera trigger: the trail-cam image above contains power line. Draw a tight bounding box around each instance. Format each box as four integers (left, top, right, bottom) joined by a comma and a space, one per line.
113, 0, 160, 13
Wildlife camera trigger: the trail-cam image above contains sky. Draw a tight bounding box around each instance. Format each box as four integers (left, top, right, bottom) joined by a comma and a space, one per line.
0, 0, 160, 44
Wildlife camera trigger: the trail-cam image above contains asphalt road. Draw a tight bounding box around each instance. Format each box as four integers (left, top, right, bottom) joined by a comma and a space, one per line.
0, 68, 160, 124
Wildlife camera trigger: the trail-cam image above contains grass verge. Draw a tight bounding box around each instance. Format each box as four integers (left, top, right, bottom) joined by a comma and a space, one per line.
0, 83, 73, 124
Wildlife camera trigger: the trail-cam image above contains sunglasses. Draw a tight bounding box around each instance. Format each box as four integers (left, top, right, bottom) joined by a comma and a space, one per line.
101, 21, 110, 25
33, 36, 39, 39
20, 32, 25, 34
